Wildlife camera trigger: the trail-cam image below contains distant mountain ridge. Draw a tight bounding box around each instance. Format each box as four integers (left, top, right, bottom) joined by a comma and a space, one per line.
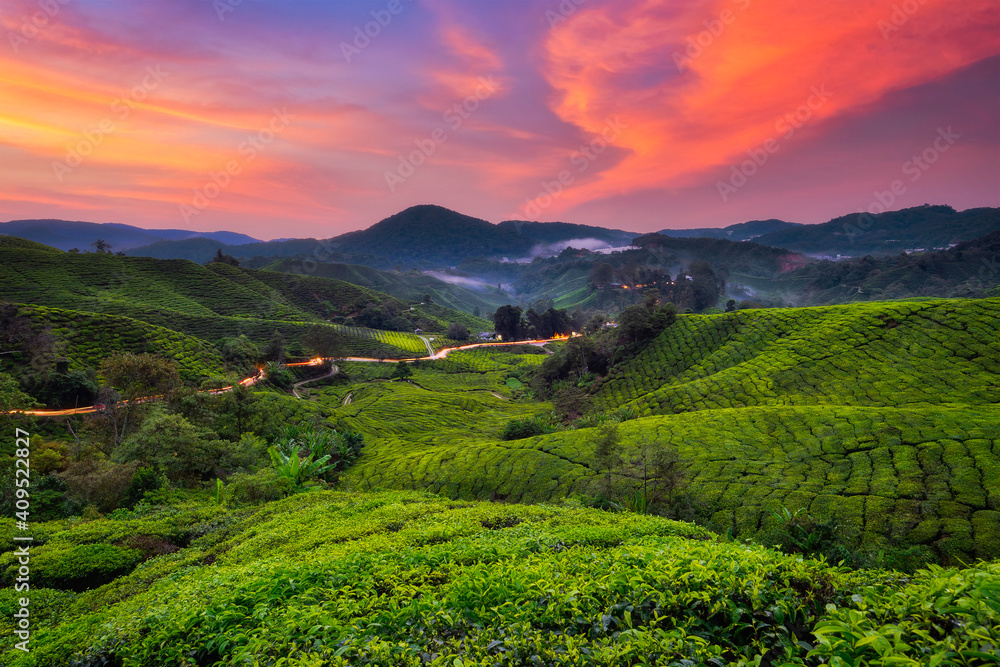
658, 219, 802, 241
0, 219, 259, 251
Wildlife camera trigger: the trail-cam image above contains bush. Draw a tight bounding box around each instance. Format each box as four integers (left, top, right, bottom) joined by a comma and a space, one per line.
59, 461, 138, 514
226, 468, 291, 506
446, 322, 469, 340
122, 466, 165, 509
21, 543, 143, 591
500, 417, 554, 440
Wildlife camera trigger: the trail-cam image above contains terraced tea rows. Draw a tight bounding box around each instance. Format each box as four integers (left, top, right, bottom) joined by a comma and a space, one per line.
346, 404, 1000, 562
333, 325, 430, 356
11, 305, 227, 383
593, 298, 1000, 415
6, 491, 995, 666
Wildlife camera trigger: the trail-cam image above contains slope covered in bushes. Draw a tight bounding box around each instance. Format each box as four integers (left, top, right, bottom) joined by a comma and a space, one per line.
342, 299, 999, 562
2, 491, 997, 666
591, 298, 999, 415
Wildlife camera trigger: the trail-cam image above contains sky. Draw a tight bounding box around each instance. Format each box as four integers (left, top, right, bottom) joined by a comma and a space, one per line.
1, 0, 998, 240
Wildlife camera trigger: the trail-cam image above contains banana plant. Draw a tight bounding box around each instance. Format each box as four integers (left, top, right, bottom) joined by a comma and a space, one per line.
267, 444, 335, 493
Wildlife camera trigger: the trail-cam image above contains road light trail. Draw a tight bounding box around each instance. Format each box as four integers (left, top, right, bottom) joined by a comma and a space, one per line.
13, 335, 576, 418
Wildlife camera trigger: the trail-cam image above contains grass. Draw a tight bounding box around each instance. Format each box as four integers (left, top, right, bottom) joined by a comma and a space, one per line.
2, 490, 996, 666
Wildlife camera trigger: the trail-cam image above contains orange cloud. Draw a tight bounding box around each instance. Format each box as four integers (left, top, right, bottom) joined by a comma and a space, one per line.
539, 0, 1000, 215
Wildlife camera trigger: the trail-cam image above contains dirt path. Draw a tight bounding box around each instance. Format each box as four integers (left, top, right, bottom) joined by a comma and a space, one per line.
342, 392, 353, 406
291, 365, 338, 399
418, 335, 435, 357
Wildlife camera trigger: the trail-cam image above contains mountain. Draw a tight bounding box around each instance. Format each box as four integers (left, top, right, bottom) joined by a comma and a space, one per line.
0, 219, 259, 251
123, 205, 642, 268
261, 258, 509, 314
658, 206, 1000, 257
658, 218, 801, 241
753, 205, 1000, 256
125, 236, 324, 263
326, 205, 533, 266
496, 219, 638, 249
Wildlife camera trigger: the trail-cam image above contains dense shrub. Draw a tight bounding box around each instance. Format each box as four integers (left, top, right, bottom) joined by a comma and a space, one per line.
500, 416, 554, 440
15, 543, 143, 591
225, 468, 291, 506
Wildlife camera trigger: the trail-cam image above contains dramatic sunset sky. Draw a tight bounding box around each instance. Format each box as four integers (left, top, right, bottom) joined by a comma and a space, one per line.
1, 0, 998, 239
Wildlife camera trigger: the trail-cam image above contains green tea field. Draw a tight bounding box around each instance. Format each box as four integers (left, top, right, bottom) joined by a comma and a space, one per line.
2, 491, 996, 666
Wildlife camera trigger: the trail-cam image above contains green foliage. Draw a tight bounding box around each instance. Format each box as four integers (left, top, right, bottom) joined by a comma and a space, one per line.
3, 491, 996, 666
114, 410, 228, 484
225, 467, 290, 506
267, 445, 334, 493
500, 416, 555, 440
6, 543, 143, 592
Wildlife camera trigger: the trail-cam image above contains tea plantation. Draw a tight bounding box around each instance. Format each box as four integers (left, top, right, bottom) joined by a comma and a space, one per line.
0, 237, 488, 367
342, 299, 1000, 563
2, 491, 996, 666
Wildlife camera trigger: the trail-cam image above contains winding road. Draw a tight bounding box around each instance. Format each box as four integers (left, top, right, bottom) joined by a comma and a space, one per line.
15, 335, 574, 418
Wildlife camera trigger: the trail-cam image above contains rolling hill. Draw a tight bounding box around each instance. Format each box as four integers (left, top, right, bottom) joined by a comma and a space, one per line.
0, 219, 258, 251
0, 237, 491, 392
4, 490, 996, 666
343, 298, 1000, 563
658, 218, 802, 241
752, 205, 1000, 256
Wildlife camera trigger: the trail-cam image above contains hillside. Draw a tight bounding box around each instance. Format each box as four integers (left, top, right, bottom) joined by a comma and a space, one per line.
261, 258, 509, 315
4, 491, 996, 666
343, 298, 1000, 563
0, 237, 491, 397
658, 218, 802, 241
122, 206, 644, 269
772, 229, 1000, 304
0, 219, 257, 251
754, 205, 1000, 256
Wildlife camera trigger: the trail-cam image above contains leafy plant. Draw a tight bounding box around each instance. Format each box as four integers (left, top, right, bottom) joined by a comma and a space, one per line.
267, 445, 334, 493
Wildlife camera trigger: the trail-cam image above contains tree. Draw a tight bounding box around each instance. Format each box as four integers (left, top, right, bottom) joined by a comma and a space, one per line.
210, 248, 239, 267
96, 353, 180, 449
218, 382, 261, 440
0, 303, 57, 371
726, 299, 737, 312
264, 330, 286, 364
446, 322, 469, 340
92, 239, 112, 253
221, 335, 261, 371
618, 305, 653, 343
589, 262, 615, 287
493, 305, 523, 342
391, 361, 412, 380
114, 410, 226, 484
593, 424, 622, 498
473, 306, 481, 318
302, 325, 345, 359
